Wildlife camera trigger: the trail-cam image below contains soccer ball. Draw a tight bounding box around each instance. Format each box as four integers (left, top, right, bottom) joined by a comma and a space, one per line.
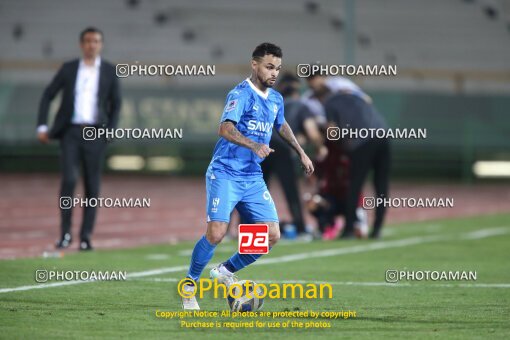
227, 279, 264, 312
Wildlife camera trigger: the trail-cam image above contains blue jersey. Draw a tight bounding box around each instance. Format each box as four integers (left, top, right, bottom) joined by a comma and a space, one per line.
208, 78, 286, 181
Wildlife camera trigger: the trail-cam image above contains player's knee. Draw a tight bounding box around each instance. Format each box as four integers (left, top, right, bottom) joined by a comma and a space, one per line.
268, 223, 280, 246
206, 229, 224, 245
205, 221, 228, 245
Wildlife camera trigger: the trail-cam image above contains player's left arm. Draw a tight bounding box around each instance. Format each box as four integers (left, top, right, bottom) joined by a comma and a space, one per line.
278, 121, 314, 175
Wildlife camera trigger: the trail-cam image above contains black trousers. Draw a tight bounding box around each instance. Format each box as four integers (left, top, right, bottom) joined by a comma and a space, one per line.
59, 126, 107, 240
344, 138, 391, 236
261, 145, 306, 233
311, 194, 346, 232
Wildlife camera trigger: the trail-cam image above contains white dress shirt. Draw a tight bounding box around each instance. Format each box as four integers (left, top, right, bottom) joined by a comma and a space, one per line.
37, 57, 101, 133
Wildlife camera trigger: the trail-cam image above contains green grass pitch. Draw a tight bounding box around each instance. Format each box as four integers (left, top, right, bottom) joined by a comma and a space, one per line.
1, 213, 509, 339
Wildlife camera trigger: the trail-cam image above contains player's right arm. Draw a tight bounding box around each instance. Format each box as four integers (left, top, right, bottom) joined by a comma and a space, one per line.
218, 90, 273, 158
218, 121, 274, 158
37, 64, 66, 143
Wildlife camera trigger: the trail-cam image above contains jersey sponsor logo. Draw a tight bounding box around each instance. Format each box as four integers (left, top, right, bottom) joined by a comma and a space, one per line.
247, 120, 274, 133
238, 224, 269, 254
225, 99, 238, 112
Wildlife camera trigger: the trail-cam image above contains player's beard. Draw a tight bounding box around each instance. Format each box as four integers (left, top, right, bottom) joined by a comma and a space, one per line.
261, 76, 277, 88
252, 72, 276, 89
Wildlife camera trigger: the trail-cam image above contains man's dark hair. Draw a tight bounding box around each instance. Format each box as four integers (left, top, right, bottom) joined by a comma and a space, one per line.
277, 72, 301, 97
279, 72, 299, 84
80, 27, 103, 42
252, 42, 282, 60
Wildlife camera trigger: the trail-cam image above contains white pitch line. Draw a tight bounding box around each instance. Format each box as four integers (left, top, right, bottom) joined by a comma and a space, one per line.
256, 235, 445, 265
0, 280, 96, 293
0, 227, 508, 294
126, 265, 189, 278
145, 254, 171, 261
462, 227, 510, 240
0, 266, 189, 294
130, 278, 405, 287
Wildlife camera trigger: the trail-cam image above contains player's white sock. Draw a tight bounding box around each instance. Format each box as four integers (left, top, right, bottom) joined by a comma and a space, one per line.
210, 264, 237, 287
218, 263, 234, 276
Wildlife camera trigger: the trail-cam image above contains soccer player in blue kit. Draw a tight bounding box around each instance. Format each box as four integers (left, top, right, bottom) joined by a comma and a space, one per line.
181, 43, 314, 310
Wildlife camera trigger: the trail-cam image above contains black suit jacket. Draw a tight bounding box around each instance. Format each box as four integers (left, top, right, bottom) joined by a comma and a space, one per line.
37, 59, 121, 139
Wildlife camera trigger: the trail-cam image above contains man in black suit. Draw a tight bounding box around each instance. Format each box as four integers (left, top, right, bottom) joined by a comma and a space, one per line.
37, 27, 121, 250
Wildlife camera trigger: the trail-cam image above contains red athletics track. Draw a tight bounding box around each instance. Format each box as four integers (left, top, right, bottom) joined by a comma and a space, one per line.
1, 173, 509, 259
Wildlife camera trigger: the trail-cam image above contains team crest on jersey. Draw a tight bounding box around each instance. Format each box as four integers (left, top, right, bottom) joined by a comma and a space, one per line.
211, 197, 220, 213
225, 99, 238, 112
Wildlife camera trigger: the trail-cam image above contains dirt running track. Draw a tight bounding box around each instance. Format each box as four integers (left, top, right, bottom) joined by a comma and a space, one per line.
0, 173, 509, 259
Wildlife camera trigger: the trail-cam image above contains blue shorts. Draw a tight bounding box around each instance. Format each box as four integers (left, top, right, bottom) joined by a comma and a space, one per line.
205, 175, 279, 224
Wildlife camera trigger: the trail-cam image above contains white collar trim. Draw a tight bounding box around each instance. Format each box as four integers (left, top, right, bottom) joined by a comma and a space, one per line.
246, 77, 269, 99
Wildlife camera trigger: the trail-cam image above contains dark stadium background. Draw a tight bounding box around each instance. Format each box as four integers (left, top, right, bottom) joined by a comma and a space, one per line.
1, 0, 509, 258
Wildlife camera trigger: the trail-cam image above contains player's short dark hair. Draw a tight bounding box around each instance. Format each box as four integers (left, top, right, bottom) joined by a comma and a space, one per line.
80, 27, 103, 42
252, 42, 282, 60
